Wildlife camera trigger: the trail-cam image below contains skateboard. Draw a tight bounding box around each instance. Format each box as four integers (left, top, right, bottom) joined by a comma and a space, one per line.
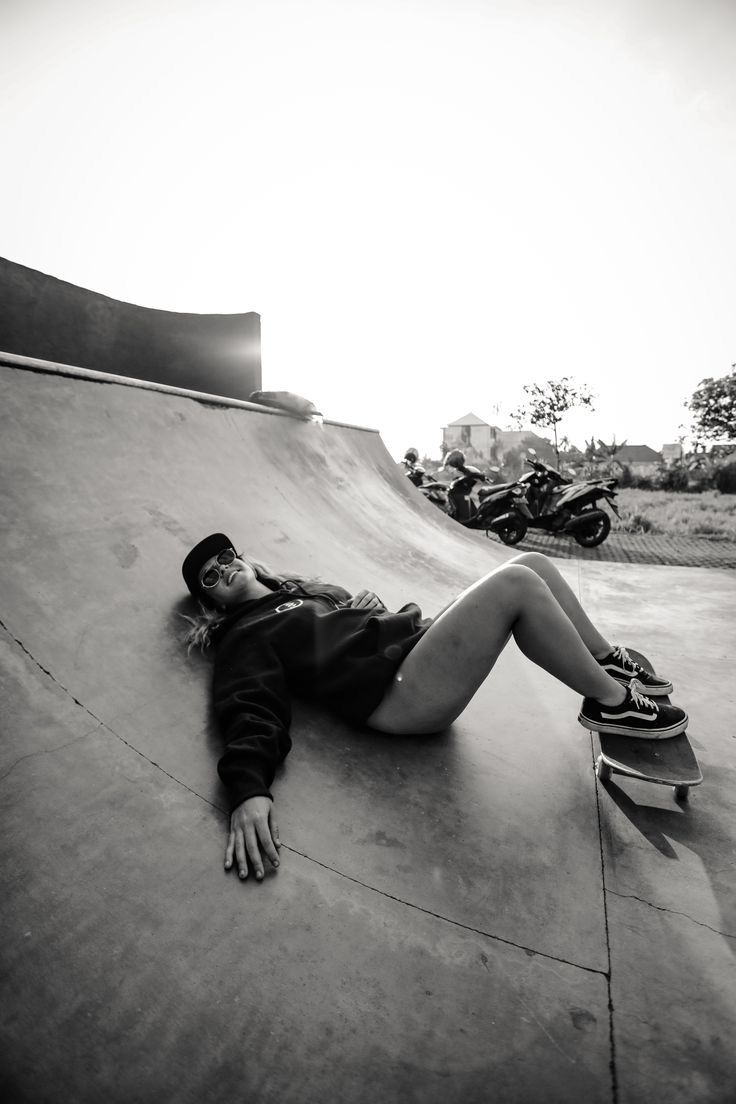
594, 649, 702, 802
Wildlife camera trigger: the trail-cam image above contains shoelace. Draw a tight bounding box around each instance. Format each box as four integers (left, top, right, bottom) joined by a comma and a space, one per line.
612, 645, 642, 674
628, 679, 657, 713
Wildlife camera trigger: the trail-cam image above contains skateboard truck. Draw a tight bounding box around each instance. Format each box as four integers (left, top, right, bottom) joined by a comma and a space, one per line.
595, 733, 702, 802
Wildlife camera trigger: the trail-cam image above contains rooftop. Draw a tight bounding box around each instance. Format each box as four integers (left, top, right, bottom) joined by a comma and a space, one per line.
445, 412, 490, 427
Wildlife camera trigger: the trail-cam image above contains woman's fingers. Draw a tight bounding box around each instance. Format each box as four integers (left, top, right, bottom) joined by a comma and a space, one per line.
234, 828, 248, 880
257, 816, 280, 869
244, 823, 265, 880
224, 829, 235, 871
351, 590, 383, 609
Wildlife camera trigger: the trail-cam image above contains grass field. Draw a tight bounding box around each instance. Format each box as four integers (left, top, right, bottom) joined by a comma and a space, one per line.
615, 488, 736, 542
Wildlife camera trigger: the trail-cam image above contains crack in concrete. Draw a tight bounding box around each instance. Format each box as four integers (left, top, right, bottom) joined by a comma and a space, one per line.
0, 727, 102, 783
1, 620, 219, 812
74, 716, 620, 985
589, 731, 620, 1104
0, 617, 103, 723
101, 718, 221, 810
607, 889, 736, 942
283, 841, 609, 979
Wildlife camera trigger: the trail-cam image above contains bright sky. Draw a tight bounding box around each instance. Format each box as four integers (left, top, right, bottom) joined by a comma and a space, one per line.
2, 0, 734, 459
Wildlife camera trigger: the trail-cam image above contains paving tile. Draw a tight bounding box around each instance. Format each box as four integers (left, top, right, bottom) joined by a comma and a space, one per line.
500, 529, 736, 569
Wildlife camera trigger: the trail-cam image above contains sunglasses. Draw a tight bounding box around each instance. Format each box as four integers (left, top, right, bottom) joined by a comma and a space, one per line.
200, 548, 238, 589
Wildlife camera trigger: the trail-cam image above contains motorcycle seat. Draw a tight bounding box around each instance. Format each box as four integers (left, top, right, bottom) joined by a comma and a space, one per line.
478, 482, 516, 496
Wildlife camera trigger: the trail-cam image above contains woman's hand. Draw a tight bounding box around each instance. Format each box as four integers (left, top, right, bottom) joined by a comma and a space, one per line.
225, 796, 281, 882
349, 589, 385, 611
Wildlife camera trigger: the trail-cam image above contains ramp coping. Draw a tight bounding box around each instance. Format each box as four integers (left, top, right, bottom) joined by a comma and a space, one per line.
0, 350, 379, 434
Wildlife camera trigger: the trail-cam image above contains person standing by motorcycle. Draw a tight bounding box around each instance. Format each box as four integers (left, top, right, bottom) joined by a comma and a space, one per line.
402, 447, 426, 486
402, 448, 450, 510
181, 533, 687, 883
442, 449, 490, 523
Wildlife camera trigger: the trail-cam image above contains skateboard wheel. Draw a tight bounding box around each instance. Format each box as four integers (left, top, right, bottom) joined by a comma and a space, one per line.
674, 785, 690, 801
596, 757, 611, 783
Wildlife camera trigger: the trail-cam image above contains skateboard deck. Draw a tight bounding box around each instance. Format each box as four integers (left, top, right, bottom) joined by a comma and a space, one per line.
595, 649, 702, 801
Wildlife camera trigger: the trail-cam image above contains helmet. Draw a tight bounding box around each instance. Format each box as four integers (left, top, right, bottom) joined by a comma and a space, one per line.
442, 449, 466, 470
403, 447, 419, 463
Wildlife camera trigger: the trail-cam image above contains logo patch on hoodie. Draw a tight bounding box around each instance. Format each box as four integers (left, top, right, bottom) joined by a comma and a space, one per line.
275, 599, 304, 614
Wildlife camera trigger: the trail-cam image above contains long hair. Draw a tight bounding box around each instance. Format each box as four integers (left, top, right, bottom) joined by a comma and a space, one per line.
180, 559, 312, 654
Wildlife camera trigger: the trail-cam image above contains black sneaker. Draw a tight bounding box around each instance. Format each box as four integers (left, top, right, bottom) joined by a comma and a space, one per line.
596, 645, 673, 696
579, 679, 688, 739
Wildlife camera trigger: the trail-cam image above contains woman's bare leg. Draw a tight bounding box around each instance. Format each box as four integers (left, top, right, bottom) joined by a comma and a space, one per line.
366, 563, 625, 735
506, 551, 612, 658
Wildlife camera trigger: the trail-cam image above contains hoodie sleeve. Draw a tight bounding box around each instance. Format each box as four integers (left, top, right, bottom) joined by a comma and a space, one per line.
212, 633, 293, 811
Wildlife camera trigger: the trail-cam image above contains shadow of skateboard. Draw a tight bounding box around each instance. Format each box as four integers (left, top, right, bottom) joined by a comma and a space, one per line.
594, 648, 702, 802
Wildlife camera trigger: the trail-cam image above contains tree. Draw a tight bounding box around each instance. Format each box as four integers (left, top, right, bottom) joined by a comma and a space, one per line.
579, 436, 625, 478
687, 364, 736, 443
501, 436, 543, 480
511, 377, 595, 466
596, 436, 626, 461
597, 437, 626, 477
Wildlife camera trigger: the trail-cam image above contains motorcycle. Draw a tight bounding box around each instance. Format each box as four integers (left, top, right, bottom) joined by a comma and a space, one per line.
441, 450, 532, 544
512, 450, 619, 547
401, 450, 450, 511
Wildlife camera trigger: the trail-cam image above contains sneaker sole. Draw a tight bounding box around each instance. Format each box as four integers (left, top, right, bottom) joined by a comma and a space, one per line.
609, 675, 673, 696
577, 712, 688, 739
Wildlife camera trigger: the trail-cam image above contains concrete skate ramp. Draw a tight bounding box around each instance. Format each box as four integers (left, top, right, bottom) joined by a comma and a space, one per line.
1, 355, 735, 1104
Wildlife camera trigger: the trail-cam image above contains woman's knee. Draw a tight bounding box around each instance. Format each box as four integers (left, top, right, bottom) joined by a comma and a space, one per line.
483, 562, 546, 607
508, 551, 550, 575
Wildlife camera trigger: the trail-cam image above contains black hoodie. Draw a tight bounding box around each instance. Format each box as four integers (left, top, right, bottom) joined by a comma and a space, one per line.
211, 578, 431, 809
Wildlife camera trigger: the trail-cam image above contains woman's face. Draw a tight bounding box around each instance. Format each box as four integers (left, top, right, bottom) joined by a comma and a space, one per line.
198, 550, 262, 609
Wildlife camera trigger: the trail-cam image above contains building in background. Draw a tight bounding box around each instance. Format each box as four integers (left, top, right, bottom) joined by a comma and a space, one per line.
661, 442, 684, 466
608, 444, 663, 479
442, 412, 556, 467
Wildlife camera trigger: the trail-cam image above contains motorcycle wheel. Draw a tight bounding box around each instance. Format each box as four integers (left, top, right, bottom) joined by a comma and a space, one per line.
493, 517, 527, 546
573, 512, 611, 547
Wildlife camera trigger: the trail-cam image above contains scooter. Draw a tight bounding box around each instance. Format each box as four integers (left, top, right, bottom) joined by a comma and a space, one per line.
442, 450, 532, 544
402, 450, 450, 511
513, 450, 619, 547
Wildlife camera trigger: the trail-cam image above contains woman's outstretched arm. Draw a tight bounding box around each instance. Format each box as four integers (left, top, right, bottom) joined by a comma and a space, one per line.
214, 638, 292, 880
